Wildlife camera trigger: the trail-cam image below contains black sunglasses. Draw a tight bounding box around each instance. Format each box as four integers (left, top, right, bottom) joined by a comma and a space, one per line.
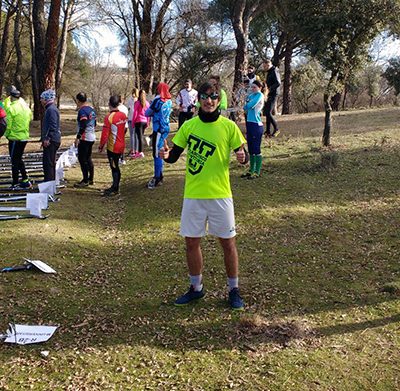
199, 92, 219, 100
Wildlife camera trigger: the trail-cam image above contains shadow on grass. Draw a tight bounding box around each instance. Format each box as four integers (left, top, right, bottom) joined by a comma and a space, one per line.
1, 141, 399, 354
315, 313, 400, 337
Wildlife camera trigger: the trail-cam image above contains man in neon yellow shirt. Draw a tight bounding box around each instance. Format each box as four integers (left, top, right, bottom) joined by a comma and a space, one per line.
4, 88, 33, 190
160, 81, 247, 310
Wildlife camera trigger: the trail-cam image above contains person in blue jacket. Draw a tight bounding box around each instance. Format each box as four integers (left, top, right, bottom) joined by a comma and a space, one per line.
242, 80, 265, 179
145, 82, 172, 189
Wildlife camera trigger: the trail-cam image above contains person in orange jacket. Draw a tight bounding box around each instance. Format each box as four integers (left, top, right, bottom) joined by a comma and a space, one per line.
98, 95, 127, 196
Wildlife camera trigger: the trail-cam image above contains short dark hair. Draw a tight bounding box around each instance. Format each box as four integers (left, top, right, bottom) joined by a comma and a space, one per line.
252, 80, 263, 89
198, 82, 221, 99
185, 79, 192, 84
76, 92, 87, 103
109, 95, 120, 108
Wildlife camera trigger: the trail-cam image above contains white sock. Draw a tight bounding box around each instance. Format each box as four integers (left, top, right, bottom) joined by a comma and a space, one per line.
190, 274, 203, 292
227, 277, 239, 291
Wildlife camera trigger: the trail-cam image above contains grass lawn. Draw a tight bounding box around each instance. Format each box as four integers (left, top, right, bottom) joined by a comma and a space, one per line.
0, 107, 399, 390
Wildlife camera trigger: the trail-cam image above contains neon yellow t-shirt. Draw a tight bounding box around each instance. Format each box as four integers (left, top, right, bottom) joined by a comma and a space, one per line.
172, 115, 246, 199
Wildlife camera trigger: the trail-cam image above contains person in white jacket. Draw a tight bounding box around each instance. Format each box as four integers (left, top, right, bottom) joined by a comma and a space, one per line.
176, 79, 197, 129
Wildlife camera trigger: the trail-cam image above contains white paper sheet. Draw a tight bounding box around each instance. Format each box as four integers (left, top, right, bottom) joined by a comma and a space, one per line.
23, 258, 57, 274
26, 193, 48, 217
4, 324, 58, 345
38, 181, 56, 196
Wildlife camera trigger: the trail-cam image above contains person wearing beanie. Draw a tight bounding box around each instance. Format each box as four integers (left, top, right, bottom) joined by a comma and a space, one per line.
145, 82, 172, 189
4, 88, 33, 190
158, 81, 248, 311
40, 89, 61, 182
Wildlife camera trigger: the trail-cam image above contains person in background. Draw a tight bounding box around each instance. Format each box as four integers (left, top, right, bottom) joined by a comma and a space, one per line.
159, 81, 248, 310
242, 80, 265, 179
246, 65, 261, 85
131, 89, 150, 158
126, 88, 139, 158
74, 92, 97, 188
98, 95, 127, 197
118, 96, 129, 164
40, 89, 61, 182
4, 87, 33, 190
0, 100, 6, 138
263, 59, 281, 137
209, 75, 228, 110
176, 79, 197, 129
145, 82, 172, 190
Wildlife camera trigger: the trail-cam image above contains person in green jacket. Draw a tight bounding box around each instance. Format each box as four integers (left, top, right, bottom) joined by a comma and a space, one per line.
209, 75, 228, 110
4, 87, 33, 190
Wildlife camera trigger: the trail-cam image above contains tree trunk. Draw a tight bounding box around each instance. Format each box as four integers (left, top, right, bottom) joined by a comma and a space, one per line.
232, 1, 248, 93
281, 42, 293, 115
55, 0, 75, 93
44, 0, 62, 89
13, 0, 23, 93
0, 3, 16, 95
135, 0, 172, 92
330, 92, 341, 111
342, 84, 348, 110
28, 0, 41, 120
323, 74, 338, 146
33, 0, 46, 94
323, 91, 332, 147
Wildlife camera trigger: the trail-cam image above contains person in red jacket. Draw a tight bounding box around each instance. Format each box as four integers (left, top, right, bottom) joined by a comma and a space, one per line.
98, 95, 127, 196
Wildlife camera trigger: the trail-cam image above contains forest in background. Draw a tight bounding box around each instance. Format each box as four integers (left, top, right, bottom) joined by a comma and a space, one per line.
1, 0, 400, 144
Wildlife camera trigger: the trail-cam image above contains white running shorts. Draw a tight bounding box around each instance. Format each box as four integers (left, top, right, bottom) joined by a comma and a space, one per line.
180, 198, 236, 239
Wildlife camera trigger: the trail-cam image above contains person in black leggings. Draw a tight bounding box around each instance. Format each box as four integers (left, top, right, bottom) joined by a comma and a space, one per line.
74, 92, 97, 188
4, 88, 33, 190
263, 59, 281, 137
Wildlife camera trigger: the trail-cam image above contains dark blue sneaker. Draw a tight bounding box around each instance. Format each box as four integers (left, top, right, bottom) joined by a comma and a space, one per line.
174, 285, 205, 306
229, 288, 244, 311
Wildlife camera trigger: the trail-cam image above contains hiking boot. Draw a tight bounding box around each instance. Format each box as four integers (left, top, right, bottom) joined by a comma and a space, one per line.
88, 179, 94, 185
19, 179, 32, 189
174, 286, 205, 306
228, 288, 244, 311
102, 187, 119, 197
241, 172, 252, 179
74, 180, 89, 188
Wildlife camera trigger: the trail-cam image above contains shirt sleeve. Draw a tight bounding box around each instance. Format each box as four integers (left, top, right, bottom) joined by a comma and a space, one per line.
172, 123, 188, 149
100, 114, 111, 148
230, 122, 246, 151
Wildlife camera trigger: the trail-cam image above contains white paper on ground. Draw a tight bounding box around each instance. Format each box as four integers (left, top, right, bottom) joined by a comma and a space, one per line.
55, 167, 64, 186
26, 193, 48, 217
23, 258, 57, 274
24, 258, 57, 274
3, 324, 58, 345
38, 180, 56, 196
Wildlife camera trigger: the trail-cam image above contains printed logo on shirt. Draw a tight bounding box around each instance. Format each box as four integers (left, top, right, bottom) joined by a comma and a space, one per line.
187, 134, 216, 175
